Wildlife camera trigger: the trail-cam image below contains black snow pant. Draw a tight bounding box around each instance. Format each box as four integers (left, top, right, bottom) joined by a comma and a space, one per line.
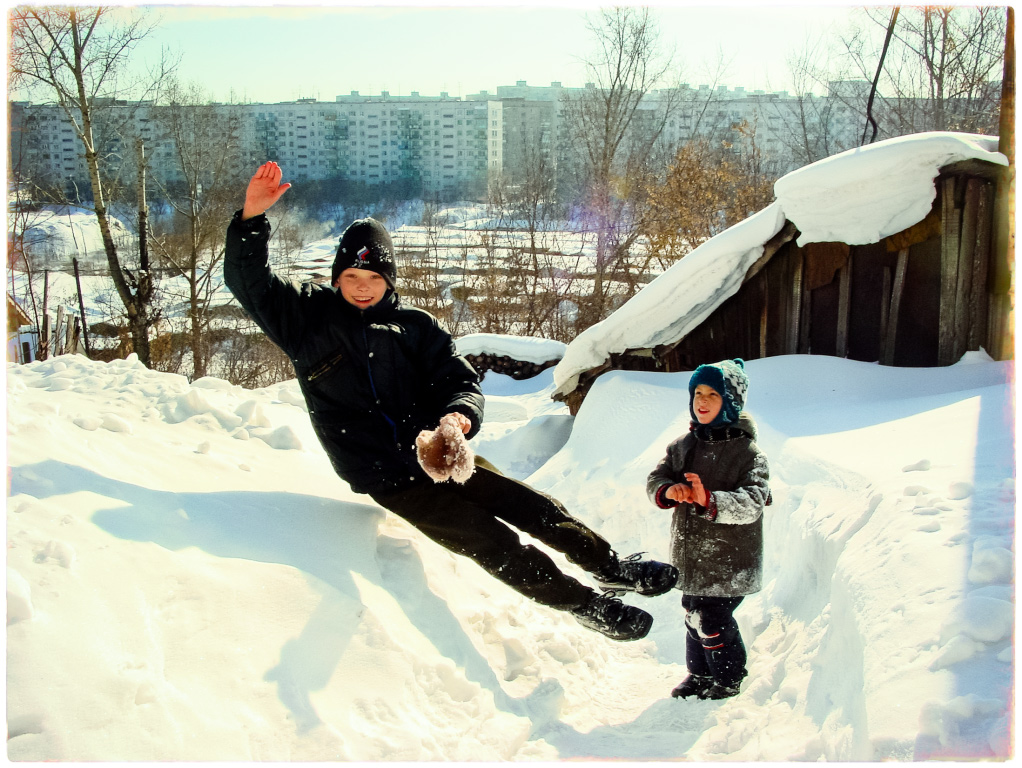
682, 594, 747, 687
370, 457, 613, 611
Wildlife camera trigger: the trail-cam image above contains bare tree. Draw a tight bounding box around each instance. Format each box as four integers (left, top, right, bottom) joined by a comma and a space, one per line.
148, 81, 246, 379
562, 7, 679, 329
10, 6, 175, 365
840, 6, 1005, 136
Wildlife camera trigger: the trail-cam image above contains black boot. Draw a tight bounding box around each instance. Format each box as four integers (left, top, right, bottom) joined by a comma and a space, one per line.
596, 552, 679, 596
570, 592, 653, 641
703, 680, 741, 699
670, 674, 714, 699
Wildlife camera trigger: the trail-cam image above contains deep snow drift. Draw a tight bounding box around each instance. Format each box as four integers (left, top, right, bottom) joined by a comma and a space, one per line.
6, 352, 1014, 760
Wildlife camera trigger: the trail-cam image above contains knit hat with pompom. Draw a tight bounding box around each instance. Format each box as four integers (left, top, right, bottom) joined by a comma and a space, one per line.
688, 358, 750, 427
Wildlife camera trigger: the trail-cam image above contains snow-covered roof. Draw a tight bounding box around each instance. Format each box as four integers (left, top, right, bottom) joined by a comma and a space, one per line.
552, 132, 1007, 398
455, 332, 566, 364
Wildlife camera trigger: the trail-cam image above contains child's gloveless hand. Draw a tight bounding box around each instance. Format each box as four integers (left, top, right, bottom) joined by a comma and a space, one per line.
665, 474, 709, 507
684, 473, 709, 507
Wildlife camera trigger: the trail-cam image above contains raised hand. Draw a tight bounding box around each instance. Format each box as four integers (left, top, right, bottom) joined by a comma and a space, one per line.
241, 161, 291, 220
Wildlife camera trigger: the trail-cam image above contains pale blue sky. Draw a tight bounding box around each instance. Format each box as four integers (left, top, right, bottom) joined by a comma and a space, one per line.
111, 2, 868, 104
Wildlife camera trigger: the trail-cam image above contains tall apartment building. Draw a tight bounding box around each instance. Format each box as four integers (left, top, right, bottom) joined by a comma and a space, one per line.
10, 79, 873, 202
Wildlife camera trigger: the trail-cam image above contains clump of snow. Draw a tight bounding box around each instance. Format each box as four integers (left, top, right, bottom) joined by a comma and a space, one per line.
6, 353, 1014, 760
456, 333, 567, 364
553, 132, 1008, 399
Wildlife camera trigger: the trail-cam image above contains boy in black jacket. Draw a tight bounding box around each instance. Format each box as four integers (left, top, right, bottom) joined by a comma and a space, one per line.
225, 162, 678, 641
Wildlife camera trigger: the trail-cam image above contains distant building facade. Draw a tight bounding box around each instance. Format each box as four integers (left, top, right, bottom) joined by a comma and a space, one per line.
9, 78, 957, 202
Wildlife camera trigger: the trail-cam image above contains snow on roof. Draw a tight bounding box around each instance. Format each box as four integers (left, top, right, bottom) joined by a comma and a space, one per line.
776, 132, 1005, 246
455, 332, 567, 364
552, 131, 1007, 398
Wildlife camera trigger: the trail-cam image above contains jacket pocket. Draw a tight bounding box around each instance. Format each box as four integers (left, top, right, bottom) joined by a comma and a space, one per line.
307, 350, 345, 382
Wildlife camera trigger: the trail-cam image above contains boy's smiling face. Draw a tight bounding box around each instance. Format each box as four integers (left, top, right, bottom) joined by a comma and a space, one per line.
692, 384, 723, 424
336, 267, 388, 309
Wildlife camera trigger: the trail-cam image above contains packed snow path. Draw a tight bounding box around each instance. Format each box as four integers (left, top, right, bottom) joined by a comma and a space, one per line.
6, 353, 1014, 760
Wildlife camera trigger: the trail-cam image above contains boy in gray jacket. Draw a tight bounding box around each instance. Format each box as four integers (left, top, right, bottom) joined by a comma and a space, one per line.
647, 359, 770, 699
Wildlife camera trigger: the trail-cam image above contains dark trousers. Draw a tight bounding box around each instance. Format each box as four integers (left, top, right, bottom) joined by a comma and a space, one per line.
371, 458, 613, 610
682, 594, 747, 686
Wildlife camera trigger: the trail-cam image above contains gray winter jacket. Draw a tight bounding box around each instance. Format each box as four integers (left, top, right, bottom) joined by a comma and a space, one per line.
646, 413, 770, 597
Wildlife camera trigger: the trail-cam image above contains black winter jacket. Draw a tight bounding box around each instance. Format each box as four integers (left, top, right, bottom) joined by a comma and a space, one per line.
224, 211, 484, 496
646, 413, 770, 597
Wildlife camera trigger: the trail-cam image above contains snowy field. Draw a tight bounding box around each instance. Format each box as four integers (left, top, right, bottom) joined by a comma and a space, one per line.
6, 351, 1014, 760
9, 201, 627, 336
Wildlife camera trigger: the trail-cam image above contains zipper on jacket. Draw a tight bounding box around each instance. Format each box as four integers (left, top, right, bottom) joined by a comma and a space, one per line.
307, 350, 345, 382
363, 324, 400, 445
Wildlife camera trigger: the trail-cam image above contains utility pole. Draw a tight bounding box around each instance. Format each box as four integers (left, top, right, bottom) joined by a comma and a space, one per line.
992, 7, 1015, 360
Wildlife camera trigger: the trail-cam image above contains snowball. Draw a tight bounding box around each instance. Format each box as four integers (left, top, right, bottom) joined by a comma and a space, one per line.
967, 542, 1012, 584
161, 389, 242, 430
940, 596, 1013, 644
34, 540, 75, 569
101, 414, 133, 434
276, 384, 307, 409
902, 459, 932, 472
252, 426, 303, 451
235, 400, 272, 428
947, 481, 974, 500
72, 416, 102, 431
929, 635, 982, 670
41, 377, 75, 391
191, 376, 235, 391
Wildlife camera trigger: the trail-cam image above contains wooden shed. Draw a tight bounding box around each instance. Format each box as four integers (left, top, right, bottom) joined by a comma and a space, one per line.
554, 148, 1012, 415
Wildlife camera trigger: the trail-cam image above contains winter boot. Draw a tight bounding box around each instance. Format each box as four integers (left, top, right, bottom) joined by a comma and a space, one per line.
670, 674, 714, 699
703, 680, 741, 700
596, 552, 679, 597
570, 592, 653, 641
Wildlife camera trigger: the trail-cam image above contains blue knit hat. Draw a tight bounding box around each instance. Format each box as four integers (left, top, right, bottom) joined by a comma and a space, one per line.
688, 358, 750, 427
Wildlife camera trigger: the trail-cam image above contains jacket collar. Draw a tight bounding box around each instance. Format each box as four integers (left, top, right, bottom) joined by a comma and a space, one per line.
691, 411, 757, 442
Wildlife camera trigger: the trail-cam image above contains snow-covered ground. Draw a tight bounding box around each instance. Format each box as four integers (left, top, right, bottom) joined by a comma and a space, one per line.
6, 351, 1014, 760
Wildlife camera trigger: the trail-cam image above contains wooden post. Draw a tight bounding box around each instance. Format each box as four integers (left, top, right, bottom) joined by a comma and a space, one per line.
879, 266, 892, 360
938, 177, 960, 366
759, 287, 769, 359
836, 252, 853, 358
798, 280, 812, 354
53, 305, 66, 357
789, 247, 803, 354
990, 6, 1015, 359
970, 182, 993, 352
40, 269, 50, 361
73, 257, 91, 358
882, 249, 910, 366
954, 179, 981, 359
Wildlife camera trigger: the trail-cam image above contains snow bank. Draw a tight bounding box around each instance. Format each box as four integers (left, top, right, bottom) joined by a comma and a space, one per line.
455, 333, 567, 364
6, 353, 1013, 760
